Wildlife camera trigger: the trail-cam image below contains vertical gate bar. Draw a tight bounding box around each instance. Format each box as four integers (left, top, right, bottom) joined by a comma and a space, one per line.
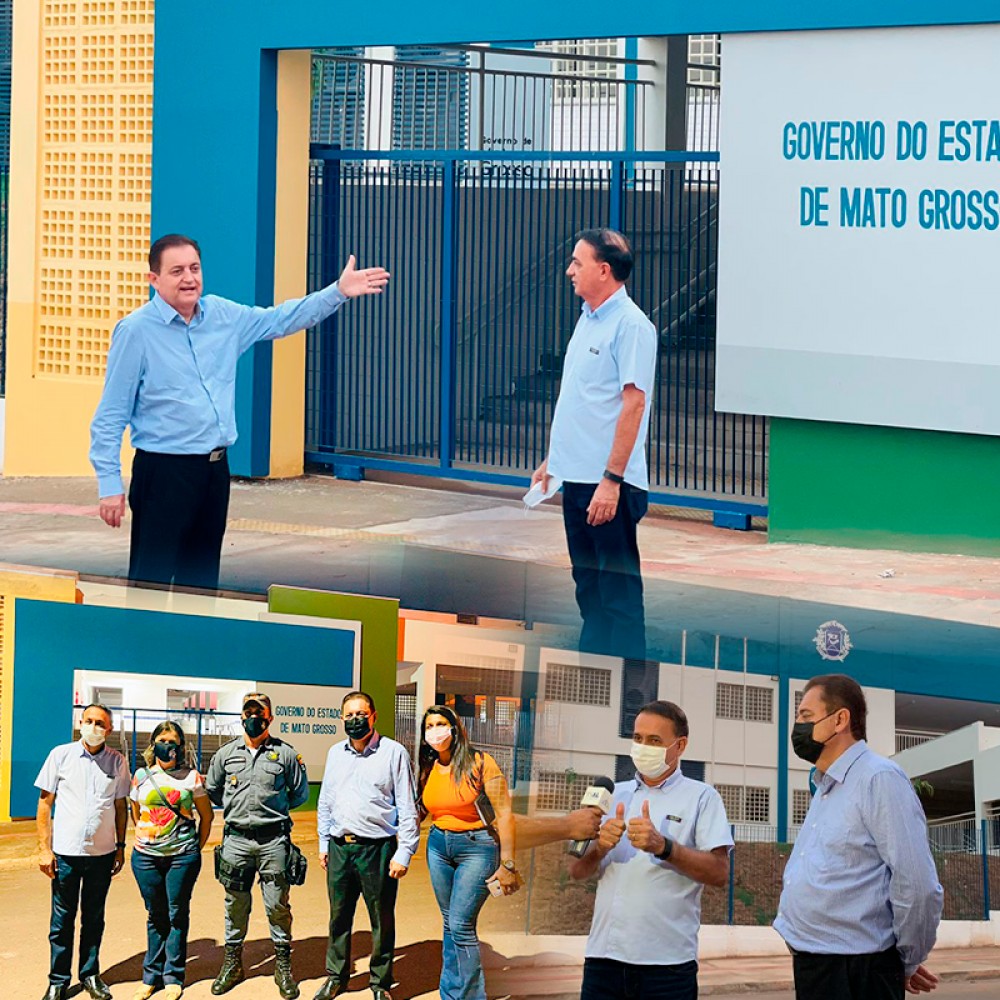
440, 158, 457, 469
610, 160, 623, 232
728, 825, 736, 925
983, 818, 992, 920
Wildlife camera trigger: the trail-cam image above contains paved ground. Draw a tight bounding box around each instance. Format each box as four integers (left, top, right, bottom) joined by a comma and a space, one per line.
2, 472, 1000, 643
3, 817, 1000, 1000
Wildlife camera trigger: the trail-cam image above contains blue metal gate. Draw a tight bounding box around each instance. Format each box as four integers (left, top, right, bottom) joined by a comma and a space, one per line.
306, 147, 767, 515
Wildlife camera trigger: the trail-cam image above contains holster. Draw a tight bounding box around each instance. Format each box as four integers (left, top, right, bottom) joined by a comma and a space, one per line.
213, 844, 257, 892
285, 841, 308, 886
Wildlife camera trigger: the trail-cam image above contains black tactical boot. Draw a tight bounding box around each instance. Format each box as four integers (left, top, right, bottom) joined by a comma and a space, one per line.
211, 945, 245, 995
274, 943, 300, 1000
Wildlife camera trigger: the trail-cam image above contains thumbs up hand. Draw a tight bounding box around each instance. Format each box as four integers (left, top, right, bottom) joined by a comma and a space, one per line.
627, 799, 668, 855
597, 801, 627, 855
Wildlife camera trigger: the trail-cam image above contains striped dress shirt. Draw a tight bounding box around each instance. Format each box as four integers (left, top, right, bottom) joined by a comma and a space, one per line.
775, 740, 943, 976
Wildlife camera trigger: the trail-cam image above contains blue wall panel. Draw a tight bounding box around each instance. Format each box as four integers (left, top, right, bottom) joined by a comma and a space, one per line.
10, 600, 356, 817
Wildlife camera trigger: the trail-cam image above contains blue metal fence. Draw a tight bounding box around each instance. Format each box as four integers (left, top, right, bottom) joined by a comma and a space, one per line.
306, 147, 767, 515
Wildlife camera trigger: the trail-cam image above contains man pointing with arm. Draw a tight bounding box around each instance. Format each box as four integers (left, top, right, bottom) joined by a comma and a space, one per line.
91, 234, 389, 590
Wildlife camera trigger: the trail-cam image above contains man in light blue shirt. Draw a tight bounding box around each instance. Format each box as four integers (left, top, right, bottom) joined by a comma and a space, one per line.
775, 673, 944, 1000
531, 229, 657, 661
314, 691, 419, 1000
569, 701, 732, 1000
90, 233, 389, 590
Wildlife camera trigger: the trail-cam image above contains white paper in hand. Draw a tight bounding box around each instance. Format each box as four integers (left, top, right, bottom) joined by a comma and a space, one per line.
522, 477, 563, 510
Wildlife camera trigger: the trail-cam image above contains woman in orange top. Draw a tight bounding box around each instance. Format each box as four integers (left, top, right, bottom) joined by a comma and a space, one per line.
417, 705, 519, 1000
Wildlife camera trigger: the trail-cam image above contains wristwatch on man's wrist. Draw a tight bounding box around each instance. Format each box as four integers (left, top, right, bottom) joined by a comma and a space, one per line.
602, 469, 625, 485
116, 841, 126, 850
501, 858, 517, 872
654, 836, 673, 861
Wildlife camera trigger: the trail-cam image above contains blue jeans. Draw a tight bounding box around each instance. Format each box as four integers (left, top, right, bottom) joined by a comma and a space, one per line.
49, 852, 116, 987
426, 826, 498, 1000
131, 848, 203, 986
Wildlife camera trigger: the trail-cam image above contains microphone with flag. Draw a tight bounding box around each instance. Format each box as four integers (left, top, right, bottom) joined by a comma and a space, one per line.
568, 776, 616, 858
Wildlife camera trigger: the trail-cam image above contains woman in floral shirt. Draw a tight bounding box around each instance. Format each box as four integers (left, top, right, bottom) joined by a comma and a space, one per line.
130, 721, 214, 1000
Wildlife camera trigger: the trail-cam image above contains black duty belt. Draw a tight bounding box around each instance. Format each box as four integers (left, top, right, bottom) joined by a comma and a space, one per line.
331, 834, 394, 846
225, 820, 290, 842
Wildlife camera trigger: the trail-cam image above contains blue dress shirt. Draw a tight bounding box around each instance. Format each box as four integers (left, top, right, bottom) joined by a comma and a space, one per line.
547, 286, 658, 490
316, 732, 420, 868
775, 741, 943, 976
90, 284, 347, 497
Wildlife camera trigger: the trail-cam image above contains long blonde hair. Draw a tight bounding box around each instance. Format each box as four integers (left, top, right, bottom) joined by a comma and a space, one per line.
142, 720, 186, 769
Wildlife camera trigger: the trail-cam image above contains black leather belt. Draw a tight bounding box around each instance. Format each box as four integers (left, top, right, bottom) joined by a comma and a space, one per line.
332, 834, 393, 846
225, 821, 289, 842
136, 447, 227, 462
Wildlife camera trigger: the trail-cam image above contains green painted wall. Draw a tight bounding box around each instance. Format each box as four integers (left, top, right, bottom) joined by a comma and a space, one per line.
769, 418, 1000, 555
267, 586, 400, 737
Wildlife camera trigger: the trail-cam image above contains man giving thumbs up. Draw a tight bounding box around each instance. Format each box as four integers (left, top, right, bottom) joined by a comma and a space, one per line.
567, 700, 734, 1000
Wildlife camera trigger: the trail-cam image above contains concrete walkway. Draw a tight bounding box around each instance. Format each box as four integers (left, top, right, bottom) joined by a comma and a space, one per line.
1, 472, 999, 634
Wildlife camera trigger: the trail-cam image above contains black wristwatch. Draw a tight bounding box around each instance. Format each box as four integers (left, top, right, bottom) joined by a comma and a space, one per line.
116, 841, 126, 850
603, 469, 625, 485
655, 836, 673, 861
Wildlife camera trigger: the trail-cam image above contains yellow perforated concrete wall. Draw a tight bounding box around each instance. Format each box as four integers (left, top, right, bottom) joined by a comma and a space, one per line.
4, 0, 154, 478
4, 4, 311, 483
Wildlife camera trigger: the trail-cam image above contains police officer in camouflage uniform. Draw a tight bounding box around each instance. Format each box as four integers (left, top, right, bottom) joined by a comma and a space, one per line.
206, 693, 310, 998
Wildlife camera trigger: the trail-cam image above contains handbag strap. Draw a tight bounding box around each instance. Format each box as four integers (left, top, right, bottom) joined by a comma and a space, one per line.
142, 767, 195, 827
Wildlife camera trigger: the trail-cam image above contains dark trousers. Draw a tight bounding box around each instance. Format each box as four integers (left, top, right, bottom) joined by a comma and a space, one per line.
581, 957, 698, 1000
128, 448, 231, 590
49, 852, 116, 987
131, 848, 203, 986
792, 948, 905, 1000
326, 837, 398, 990
562, 481, 648, 661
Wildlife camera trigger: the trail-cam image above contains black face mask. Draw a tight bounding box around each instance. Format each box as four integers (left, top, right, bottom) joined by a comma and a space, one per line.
344, 716, 372, 740
153, 741, 180, 764
243, 714, 268, 739
791, 710, 838, 764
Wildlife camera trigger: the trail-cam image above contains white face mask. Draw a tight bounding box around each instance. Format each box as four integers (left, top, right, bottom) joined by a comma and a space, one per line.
425, 726, 453, 750
630, 739, 679, 780
80, 722, 107, 748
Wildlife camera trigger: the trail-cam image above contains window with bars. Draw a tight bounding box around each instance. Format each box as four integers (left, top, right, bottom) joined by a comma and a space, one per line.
544, 663, 612, 706
716, 783, 771, 824
538, 38, 620, 102
536, 769, 603, 812
716, 682, 774, 723
794, 689, 805, 714
792, 788, 812, 825
688, 34, 720, 85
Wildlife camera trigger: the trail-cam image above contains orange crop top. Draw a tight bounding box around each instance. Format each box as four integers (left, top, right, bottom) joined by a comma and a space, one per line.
421, 752, 503, 832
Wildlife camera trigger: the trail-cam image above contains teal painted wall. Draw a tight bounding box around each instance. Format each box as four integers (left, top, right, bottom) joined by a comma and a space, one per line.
769, 418, 1000, 554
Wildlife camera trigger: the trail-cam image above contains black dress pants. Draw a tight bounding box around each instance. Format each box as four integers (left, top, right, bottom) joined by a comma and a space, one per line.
128, 448, 231, 590
581, 957, 698, 1000
792, 948, 905, 1000
49, 852, 116, 987
325, 837, 398, 990
562, 480, 648, 661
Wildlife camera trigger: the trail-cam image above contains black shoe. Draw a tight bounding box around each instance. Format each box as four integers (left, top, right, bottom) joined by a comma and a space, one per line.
274, 943, 299, 1000
42, 987, 67, 1000
211, 945, 245, 996
312, 978, 346, 1000
81, 977, 113, 1000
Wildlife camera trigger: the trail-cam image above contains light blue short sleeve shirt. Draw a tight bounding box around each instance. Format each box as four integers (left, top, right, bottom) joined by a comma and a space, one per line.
547, 287, 658, 490
35, 741, 131, 856
587, 767, 734, 966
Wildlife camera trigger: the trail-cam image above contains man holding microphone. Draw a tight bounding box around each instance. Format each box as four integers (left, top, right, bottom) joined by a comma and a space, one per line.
569, 700, 732, 1000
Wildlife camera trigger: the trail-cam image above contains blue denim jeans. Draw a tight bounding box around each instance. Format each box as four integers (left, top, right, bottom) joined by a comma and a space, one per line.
426, 826, 498, 1000
131, 848, 203, 986
49, 852, 116, 987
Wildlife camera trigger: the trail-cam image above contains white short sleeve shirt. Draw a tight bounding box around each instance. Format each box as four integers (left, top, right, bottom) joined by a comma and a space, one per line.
35, 741, 131, 856
586, 768, 734, 966
547, 287, 658, 490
